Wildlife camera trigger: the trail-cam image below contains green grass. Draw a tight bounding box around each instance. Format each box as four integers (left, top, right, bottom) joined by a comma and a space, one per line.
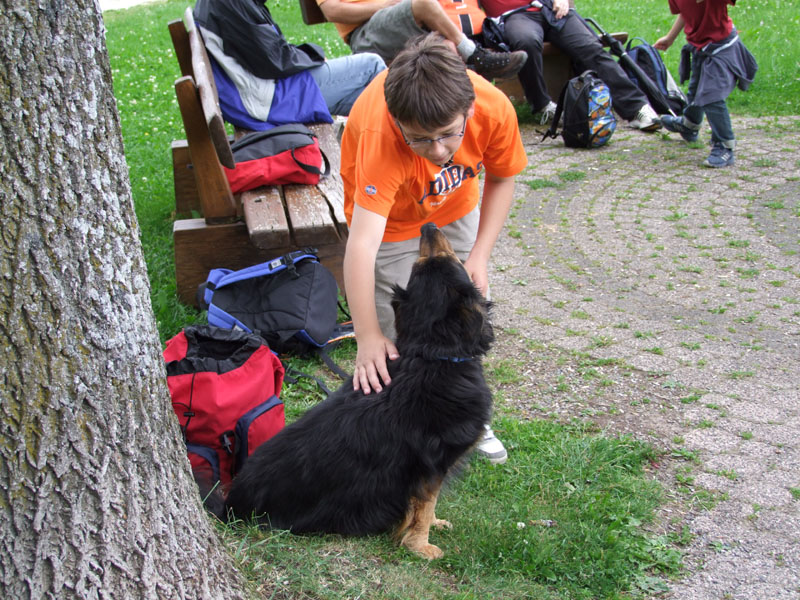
218, 419, 678, 599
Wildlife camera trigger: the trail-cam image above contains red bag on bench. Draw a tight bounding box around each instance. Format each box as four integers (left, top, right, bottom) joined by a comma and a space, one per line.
223, 123, 330, 193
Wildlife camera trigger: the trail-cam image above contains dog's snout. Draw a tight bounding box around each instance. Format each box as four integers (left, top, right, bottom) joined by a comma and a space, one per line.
421, 222, 438, 235
419, 222, 457, 260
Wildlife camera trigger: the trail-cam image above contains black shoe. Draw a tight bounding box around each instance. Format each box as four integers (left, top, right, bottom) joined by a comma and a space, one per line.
466, 47, 528, 80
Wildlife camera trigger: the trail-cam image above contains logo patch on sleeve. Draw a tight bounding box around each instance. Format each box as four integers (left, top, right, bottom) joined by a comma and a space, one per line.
365, 185, 377, 195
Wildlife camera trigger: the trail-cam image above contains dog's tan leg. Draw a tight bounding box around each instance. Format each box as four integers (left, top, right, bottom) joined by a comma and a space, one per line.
397, 481, 445, 559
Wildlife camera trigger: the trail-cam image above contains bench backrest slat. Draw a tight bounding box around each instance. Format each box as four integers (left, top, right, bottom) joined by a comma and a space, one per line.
299, 0, 327, 25
183, 7, 236, 169
174, 76, 239, 220
168, 19, 193, 77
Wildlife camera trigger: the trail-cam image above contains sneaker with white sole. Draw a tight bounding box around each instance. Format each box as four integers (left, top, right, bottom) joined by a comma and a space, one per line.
629, 104, 661, 131
532, 100, 557, 126
476, 425, 507, 464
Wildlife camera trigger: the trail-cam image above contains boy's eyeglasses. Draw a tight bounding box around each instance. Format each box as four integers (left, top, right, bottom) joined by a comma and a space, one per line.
397, 116, 467, 149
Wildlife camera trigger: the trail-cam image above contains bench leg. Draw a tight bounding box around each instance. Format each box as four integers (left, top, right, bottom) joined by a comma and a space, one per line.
172, 140, 200, 216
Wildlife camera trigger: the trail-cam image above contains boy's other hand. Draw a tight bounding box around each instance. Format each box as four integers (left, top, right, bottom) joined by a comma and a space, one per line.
653, 37, 672, 51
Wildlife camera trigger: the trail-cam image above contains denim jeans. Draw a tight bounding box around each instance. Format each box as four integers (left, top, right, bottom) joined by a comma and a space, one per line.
684, 53, 735, 148
308, 53, 386, 116
503, 10, 648, 119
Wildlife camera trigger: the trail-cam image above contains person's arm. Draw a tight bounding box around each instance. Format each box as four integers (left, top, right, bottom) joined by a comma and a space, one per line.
654, 14, 685, 51
318, 0, 400, 24
344, 203, 399, 394
463, 173, 516, 296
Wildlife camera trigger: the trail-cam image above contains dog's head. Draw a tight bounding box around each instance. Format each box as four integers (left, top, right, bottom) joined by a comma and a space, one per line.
391, 223, 494, 359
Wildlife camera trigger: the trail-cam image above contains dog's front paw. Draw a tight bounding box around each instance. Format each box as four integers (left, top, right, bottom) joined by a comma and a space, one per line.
415, 543, 444, 560
432, 518, 452, 530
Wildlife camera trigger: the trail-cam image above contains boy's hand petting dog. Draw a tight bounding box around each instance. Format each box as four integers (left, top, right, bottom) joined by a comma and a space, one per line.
353, 332, 399, 394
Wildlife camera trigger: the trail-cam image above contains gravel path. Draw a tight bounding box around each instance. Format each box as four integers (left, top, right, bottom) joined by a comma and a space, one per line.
489, 116, 800, 599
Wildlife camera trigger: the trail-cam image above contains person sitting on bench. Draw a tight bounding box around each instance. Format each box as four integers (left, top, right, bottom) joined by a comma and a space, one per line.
481, 0, 661, 130
316, 0, 527, 80
195, 0, 385, 128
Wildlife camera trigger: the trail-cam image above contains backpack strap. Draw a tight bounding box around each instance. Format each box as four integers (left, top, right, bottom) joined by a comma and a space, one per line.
626, 36, 657, 56
290, 147, 331, 179
541, 81, 569, 142
283, 365, 335, 397
314, 341, 351, 381
229, 124, 317, 152
197, 267, 233, 310
174, 372, 199, 441
281, 319, 355, 396
185, 443, 221, 485
212, 249, 319, 290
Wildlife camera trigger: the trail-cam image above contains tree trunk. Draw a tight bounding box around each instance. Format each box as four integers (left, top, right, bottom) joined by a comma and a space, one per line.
0, 2, 249, 597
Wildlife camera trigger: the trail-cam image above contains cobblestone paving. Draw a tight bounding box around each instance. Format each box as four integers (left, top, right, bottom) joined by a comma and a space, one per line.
489, 117, 800, 599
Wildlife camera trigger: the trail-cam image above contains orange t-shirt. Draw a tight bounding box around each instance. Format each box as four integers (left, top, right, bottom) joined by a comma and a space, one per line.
316, 0, 361, 42
341, 70, 527, 243
319, 0, 487, 42
440, 0, 486, 36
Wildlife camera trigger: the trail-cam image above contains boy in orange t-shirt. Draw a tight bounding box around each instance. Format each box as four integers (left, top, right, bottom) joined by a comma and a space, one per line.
341, 33, 527, 463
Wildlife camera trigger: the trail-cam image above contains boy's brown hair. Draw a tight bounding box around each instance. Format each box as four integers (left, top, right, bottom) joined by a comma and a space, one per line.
384, 33, 476, 130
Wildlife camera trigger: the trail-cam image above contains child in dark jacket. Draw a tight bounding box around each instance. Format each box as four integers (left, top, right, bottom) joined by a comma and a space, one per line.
654, 0, 757, 168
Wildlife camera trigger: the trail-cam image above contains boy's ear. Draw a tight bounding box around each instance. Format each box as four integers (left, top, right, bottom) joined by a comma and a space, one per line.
467, 103, 476, 119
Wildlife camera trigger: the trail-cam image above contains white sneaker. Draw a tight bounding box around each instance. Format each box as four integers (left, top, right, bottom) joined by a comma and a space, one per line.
476, 424, 508, 464
629, 104, 661, 131
532, 100, 558, 126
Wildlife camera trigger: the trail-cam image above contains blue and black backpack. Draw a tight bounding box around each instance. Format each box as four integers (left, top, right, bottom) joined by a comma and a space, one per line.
543, 70, 617, 149
623, 37, 688, 116
197, 249, 341, 355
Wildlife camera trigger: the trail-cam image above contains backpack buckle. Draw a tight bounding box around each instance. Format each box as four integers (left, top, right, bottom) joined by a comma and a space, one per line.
220, 430, 235, 455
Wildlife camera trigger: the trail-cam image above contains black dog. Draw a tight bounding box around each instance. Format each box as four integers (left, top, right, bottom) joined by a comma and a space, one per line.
224, 223, 494, 559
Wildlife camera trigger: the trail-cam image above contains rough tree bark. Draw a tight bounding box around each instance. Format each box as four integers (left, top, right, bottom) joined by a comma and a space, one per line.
0, 2, 249, 598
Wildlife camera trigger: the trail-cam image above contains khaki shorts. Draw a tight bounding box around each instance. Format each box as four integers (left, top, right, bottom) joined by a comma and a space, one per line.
374, 207, 480, 340
348, 0, 426, 65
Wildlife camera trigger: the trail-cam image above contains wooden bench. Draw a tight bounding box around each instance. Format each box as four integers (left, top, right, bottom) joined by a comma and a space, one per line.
168, 7, 348, 306
298, 0, 625, 103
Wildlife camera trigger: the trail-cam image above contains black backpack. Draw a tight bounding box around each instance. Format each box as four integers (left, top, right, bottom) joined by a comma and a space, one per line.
197, 249, 339, 355
197, 249, 354, 387
543, 70, 617, 149
623, 37, 688, 115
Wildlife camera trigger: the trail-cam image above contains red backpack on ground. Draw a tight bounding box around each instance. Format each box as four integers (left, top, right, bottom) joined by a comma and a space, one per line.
164, 325, 285, 488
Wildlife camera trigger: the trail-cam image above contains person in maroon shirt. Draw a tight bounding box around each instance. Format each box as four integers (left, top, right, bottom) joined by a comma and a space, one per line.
655, 0, 757, 168
481, 0, 661, 130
